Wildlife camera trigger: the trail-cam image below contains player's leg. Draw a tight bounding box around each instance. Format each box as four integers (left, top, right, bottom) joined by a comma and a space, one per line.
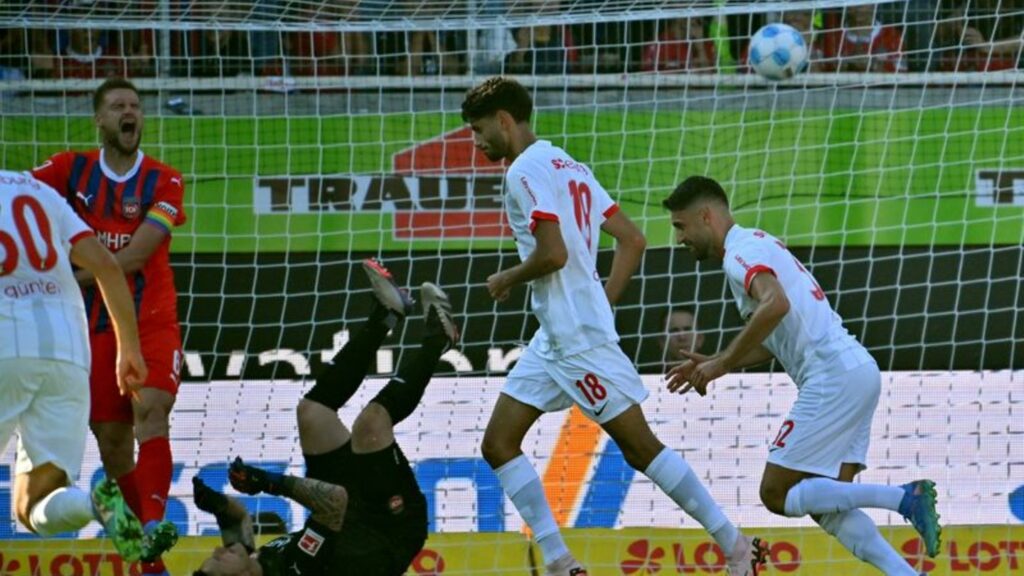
121, 324, 183, 572
352, 282, 459, 454
812, 463, 920, 576
299, 258, 416, 456
88, 330, 137, 489
482, 347, 582, 575
15, 361, 92, 533
763, 363, 940, 558
765, 362, 937, 557
13, 360, 144, 559
15, 463, 89, 533
602, 405, 766, 574
548, 343, 764, 574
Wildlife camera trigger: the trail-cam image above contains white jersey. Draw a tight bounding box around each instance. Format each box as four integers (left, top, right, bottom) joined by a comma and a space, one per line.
0, 171, 92, 370
722, 224, 873, 387
504, 140, 620, 359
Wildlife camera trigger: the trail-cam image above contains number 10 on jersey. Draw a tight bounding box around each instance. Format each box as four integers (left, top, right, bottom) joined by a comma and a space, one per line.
568, 180, 593, 249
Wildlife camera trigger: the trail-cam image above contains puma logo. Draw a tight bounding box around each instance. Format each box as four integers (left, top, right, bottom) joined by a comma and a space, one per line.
76, 191, 94, 207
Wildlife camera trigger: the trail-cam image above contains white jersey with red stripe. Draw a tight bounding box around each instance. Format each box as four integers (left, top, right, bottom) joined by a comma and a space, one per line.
504, 140, 620, 359
0, 171, 92, 370
722, 224, 873, 387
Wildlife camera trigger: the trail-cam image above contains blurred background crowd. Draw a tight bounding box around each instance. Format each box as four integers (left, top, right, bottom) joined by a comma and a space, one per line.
0, 0, 1021, 81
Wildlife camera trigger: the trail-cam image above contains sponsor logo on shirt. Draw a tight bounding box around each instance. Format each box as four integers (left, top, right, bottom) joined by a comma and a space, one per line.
297, 527, 324, 556
97, 231, 133, 251
550, 158, 590, 176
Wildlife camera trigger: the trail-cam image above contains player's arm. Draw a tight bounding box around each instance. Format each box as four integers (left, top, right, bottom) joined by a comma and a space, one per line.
718, 272, 789, 371
600, 210, 646, 306
69, 235, 147, 396
229, 457, 348, 532
668, 271, 788, 396
728, 344, 775, 369
487, 219, 567, 301
193, 477, 256, 551
74, 222, 166, 286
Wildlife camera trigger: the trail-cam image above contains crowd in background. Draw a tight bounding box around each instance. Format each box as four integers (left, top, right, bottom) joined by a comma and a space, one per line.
1, 0, 1022, 81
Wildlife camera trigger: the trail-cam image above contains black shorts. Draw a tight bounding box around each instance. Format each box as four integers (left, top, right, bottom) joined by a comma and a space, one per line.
304, 441, 428, 574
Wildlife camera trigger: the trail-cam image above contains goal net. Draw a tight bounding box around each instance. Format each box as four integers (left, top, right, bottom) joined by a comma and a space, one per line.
0, 0, 1022, 574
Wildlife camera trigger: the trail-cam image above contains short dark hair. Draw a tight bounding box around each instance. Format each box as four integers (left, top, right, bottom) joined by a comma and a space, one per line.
461, 77, 533, 123
93, 77, 139, 113
661, 306, 697, 329
661, 176, 729, 211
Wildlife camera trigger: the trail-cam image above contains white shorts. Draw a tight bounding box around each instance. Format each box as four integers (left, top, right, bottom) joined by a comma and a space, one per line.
0, 358, 90, 480
767, 361, 881, 478
502, 343, 649, 424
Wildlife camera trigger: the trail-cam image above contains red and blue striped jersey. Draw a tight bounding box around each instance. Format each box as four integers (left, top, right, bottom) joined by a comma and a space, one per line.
32, 149, 187, 334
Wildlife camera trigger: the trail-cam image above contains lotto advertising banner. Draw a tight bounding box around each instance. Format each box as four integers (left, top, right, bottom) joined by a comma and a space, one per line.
1, 372, 1020, 543
561, 526, 1024, 575
5, 109, 1023, 251
1, 526, 1022, 575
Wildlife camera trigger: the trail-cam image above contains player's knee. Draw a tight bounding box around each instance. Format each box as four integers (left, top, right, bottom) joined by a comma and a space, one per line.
759, 482, 789, 515
480, 433, 518, 468
618, 438, 664, 472
13, 485, 53, 533
132, 389, 174, 427
352, 404, 392, 446
296, 398, 324, 431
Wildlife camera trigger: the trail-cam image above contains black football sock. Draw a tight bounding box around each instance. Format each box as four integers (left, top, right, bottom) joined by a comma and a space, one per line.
370, 337, 447, 426
304, 303, 397, 411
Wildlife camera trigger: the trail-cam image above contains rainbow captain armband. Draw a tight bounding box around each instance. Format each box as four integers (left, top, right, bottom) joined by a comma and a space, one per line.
146, 201, 180, 232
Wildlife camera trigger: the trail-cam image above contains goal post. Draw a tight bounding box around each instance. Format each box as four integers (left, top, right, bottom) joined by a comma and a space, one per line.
0, 0, 1022, 574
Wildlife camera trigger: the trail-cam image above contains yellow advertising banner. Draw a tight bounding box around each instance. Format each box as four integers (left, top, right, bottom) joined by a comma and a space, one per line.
0, 532, 534, 576
0, 525, 1020, 575
561, 525, 1024, 575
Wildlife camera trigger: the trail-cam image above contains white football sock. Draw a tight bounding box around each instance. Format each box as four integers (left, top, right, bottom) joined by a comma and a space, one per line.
644, 447, 739, 552
29, 487, 95, 536
784, 477, 904, 517
817, 510, 918, 575
495, 455, 569, 565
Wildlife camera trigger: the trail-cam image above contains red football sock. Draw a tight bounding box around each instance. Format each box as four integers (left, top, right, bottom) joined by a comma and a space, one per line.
115, 469, 142, 518
135, 436, 172, 524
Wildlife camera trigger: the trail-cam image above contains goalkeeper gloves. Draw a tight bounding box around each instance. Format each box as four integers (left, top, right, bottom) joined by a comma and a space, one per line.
228, 456, 284, 496
192, 476, 230, 516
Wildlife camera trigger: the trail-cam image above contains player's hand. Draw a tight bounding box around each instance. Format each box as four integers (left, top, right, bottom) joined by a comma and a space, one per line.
229, 457, 282, 495
667, 350, 725, 397
192, 476, 230, 516
116, 346, 147, 401
487, 271, 511, 302
666, 349, 707, 393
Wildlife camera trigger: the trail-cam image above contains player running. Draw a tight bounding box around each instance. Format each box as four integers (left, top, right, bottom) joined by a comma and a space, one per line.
32, 77, 185, 572
462, 77, 766, 576
191, 259, 459, 576
0, 170, 148, 559
663, 175, 941, 576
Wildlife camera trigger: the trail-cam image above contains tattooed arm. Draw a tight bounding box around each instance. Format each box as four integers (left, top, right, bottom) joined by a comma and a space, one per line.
278, 476, 348, 531
228, 457, 349, 532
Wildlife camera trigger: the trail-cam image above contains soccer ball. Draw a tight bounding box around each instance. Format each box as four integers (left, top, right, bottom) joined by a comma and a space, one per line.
748, 23, 809, 81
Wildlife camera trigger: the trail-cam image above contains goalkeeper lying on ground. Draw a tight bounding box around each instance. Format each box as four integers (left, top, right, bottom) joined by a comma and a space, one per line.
191, 259, 459, 576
